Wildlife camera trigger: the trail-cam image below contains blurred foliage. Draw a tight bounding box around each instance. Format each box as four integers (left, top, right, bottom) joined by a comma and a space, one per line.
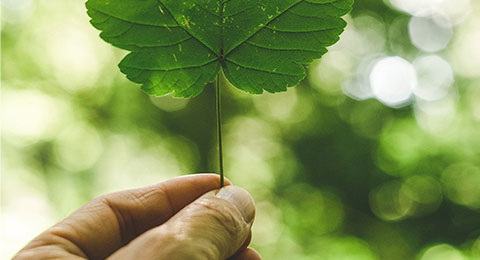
2, 0, 480, 259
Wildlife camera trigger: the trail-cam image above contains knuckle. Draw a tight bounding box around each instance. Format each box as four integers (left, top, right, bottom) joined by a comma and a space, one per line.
190, 198, 248, 243
140, 197, 250, 260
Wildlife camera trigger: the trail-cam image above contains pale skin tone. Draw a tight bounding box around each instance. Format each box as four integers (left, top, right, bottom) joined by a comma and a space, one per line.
14, 174, 261, 260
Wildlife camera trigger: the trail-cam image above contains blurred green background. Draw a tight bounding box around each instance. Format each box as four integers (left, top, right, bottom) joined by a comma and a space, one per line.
2, 0, 480, 259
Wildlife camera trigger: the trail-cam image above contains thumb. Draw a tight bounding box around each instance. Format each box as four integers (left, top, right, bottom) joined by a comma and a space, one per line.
108, 186, 256, 260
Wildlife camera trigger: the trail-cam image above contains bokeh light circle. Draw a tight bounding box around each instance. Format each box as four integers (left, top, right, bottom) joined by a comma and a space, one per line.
370, 56, 417, 107
413, 55, 454, 101
408, 15, 453, 52
389, 0, 471, 25
419, 244, 466, 260
442, 163, 480, 209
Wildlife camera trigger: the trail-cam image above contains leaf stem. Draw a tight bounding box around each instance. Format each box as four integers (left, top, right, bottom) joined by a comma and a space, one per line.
216, 73, 225, 188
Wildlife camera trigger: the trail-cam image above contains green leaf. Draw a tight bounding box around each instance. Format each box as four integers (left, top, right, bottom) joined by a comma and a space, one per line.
86, 0, 353, 97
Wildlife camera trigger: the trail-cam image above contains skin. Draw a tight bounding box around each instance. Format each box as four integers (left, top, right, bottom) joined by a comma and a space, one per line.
14, 174, 261, 260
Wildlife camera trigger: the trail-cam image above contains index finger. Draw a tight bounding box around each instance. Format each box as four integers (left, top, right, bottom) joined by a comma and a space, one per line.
19, 174, 230, 260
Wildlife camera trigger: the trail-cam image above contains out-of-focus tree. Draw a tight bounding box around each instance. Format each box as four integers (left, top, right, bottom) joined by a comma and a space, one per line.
2, 0, 480, 259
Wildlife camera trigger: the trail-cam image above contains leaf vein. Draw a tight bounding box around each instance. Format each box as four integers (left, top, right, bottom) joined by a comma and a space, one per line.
122, 59, 218, 72
155, 0, 218, 56
245, 41, 325, 53
89, 6, 181, 28
224, 0, 305, 55
225, 59, 303, 77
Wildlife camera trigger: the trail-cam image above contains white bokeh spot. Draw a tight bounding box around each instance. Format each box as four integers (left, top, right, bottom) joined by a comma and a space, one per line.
370, 57, 417, 107
413, 55, 454, 101
409, 15, 453, 52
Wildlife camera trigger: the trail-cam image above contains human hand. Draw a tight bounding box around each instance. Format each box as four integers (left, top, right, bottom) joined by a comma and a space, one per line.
14, 174, 260, 260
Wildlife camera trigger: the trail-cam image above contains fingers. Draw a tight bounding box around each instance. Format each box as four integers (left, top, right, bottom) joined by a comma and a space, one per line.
230, 248, 262, 260
229, 234, 262, 260
15, 174, 229, 260
107, 186, 256, 260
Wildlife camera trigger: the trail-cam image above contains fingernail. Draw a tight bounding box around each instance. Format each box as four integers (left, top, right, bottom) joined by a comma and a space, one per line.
216, 186, 255, 223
